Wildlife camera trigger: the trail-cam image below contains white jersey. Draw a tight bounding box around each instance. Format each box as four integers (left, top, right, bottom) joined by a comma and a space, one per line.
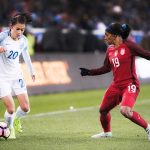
0, 30, 34, 80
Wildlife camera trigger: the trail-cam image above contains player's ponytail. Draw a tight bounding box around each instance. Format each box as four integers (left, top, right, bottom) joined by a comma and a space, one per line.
10, 12, 32, 26
121, 24, 131, 39
105, 22, 131, 40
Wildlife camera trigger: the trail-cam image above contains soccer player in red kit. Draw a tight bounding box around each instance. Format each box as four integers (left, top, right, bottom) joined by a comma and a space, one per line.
80, 22, 150, 140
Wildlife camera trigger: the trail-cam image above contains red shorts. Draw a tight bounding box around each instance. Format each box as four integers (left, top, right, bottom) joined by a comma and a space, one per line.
100, 82, 139, 112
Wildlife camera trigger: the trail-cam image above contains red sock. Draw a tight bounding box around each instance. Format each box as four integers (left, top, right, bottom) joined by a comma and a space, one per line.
100, 113, 111, 132
129, 111, 148, 129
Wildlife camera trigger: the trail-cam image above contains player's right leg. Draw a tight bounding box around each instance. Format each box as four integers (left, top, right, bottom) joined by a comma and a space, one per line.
91, 83, 120, 139
3, 96, 16, 139
0, 81, 16, 139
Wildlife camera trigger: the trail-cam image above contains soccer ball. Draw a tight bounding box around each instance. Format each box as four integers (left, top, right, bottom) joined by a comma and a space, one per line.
0, 122, 10, 139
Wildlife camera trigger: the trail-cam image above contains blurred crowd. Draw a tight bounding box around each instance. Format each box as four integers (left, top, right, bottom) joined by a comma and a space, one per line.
0, 0, 150, 53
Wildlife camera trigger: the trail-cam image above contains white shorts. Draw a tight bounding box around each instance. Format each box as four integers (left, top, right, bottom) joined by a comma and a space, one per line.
0, 78, 27, 98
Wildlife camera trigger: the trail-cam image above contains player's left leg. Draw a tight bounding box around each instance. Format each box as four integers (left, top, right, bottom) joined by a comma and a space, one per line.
13, 78, 30, 133
120, 85, 150, 140
14, 93, 30, 133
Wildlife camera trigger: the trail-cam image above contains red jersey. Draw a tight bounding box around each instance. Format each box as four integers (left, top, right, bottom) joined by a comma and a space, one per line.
90, 40, 150, 87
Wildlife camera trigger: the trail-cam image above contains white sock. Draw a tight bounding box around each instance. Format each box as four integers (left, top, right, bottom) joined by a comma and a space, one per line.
4, 110, 15, 129
146, 124, 150, 130
16, 106, 30, 119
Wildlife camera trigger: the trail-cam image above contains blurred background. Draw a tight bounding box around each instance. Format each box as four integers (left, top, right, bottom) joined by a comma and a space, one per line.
0, 0, 150, 94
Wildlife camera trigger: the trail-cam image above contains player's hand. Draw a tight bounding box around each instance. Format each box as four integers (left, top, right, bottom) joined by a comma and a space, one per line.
0, 46, 6, 53
79, 68, 90, 76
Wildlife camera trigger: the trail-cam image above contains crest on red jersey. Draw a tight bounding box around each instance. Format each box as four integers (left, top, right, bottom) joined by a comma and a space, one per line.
114, 50, 118, 56
120, 48, 125, 55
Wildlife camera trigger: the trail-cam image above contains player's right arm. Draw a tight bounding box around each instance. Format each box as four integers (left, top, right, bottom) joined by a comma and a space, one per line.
89, 53, 111, 75
80, 52, 111, 76
0, 46, 6, 53
0, 30, 9, 53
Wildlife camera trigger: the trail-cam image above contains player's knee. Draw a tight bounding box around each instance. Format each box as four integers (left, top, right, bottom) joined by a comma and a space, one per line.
7, 108, 15, 114
23, 107, 30, 113
120, 107, 132, 118
99, 108, 108, 115
21, 105, 30, 113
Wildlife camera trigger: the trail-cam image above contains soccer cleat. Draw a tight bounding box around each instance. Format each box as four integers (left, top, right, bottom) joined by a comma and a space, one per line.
91, 132, 112, 139
14, 117, 23, 133
9, 127, 16, 139
145, 124, 150, 140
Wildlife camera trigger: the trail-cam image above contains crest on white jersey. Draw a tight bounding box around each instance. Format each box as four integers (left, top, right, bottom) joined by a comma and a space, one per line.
120, 48, 125, 55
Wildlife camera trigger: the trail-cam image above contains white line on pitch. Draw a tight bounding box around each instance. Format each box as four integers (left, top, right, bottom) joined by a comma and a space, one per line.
27, 105, 98, 118
0, 99, 150, 121
26, 99, 150, 118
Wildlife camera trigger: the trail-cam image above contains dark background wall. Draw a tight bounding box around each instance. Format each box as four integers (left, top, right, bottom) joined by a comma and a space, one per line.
23, 53, 150, 95
24, 53, 112, 95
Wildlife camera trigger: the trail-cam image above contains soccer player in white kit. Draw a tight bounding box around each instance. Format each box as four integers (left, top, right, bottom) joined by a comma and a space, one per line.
0, 12, 35, 139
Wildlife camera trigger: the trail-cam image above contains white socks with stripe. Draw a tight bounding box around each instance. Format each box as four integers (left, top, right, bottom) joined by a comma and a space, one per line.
4, 110, 15, 129
16, 106, 30, 119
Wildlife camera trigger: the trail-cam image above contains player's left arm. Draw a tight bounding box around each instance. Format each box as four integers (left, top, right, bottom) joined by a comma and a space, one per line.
22, 37, 35, 82
125, 40, 150, 60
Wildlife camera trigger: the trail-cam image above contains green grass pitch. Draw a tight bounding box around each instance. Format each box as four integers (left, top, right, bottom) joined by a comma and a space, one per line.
0, 84, 150, 150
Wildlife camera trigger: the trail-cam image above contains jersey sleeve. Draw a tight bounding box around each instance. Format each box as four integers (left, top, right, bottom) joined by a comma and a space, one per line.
89, 52, 111, 76
0, 30, 9, 43
21, 36, 35, 76
125, 40, 150, 60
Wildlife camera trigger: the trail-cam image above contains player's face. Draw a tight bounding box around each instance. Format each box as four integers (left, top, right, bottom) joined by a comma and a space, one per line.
104, 32, 117, 45
10, 23, 25, 40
